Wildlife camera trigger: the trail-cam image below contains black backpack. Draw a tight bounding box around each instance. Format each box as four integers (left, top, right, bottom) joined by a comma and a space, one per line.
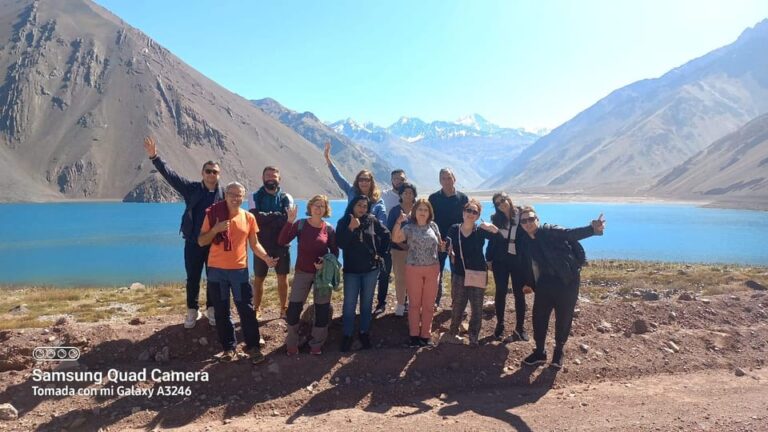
567, 239, 587, 269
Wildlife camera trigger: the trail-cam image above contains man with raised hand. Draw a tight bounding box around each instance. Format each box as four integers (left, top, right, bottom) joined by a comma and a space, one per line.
143, 136, 223, 329
199, 182, 278, 364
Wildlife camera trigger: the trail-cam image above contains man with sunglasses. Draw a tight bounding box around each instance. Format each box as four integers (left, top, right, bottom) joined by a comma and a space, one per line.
518, 206, 606, 370
144, 137, 224, 329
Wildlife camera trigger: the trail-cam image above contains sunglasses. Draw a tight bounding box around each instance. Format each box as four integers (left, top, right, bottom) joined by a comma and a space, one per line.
464, 208, 480, 215
520, 217, 538, 224
358, 178, 372, 183
204, 169, 220, 175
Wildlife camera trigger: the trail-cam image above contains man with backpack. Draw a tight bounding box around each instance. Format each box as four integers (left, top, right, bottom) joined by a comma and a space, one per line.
248, 166, 293, 320
518, 206, 605, 370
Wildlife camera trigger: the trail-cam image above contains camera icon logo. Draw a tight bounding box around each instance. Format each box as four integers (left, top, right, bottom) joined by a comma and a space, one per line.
33, 346, 80, 361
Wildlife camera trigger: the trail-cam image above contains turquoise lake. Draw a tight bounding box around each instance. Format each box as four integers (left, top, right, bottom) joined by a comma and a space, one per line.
0, 201, 766, 286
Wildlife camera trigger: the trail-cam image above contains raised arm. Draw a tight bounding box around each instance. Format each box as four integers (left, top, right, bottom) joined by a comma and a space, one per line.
324, 141, 353, 197
144, 137, 193, 197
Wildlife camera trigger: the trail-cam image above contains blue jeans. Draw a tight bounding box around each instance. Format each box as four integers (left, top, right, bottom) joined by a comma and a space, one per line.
342, 269, 380, 336
207, 267, 260, 351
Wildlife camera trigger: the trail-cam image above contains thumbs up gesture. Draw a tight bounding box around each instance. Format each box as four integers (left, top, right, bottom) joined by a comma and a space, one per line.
592, 213, 606, 235
348, 214, 361, 231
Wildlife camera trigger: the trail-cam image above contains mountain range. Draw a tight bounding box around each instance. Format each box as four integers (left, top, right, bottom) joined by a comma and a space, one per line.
330, 115, 540, 189
483, 19, 768, 200
250, 98, 392, 184
1, 0, 766, 209
0, 0, 342, 202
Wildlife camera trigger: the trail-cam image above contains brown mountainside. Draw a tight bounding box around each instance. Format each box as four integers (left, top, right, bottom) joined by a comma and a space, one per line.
651, 112, 768, 208
483, 19, 768, 195
0, 0, 342, 202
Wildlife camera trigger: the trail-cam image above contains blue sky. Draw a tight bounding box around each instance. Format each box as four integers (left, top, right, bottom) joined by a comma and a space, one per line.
95, 0, 767, 131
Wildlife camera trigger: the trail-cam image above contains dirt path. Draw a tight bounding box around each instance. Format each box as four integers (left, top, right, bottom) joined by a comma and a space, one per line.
1, 290, 766, 431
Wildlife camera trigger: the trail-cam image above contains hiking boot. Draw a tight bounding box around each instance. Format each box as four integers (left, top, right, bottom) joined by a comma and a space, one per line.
340, 336, 353, 353
184, 309, 201, 329
493, 322, 504, 339
373, 304, 386, 316
408, 336, 422, 348
249, 347, 265, 365
206, 307, 216, 326
359, 332, 372, 350
522, 350, 547, 367
286, 346, 299, 356
394, 304, 406, 317
310, 346, 322, 356
551, 347, 564, 369
419, 337, 434, 347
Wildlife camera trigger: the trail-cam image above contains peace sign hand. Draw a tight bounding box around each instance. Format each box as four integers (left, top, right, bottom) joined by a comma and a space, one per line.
286, 204, 298, 224
592, 213, 606, 235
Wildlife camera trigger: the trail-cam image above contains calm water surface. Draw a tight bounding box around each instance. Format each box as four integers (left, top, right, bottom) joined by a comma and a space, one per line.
0, 201, 766, 286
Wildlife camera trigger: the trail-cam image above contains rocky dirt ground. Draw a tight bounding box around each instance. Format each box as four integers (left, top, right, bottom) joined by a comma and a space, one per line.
1, 285, 767, 431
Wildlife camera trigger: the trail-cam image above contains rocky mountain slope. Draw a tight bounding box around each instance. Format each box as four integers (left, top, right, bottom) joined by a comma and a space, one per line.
651, 112, 768, 208
0, 0, 342, 202
483, 19, 768, 195
251, 98, 392, 184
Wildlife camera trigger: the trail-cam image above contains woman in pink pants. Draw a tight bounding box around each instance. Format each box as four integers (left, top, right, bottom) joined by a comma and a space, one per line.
391, 198, 445, 347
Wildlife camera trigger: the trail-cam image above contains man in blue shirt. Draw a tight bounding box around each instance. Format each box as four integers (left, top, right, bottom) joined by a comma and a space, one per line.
143, 137, 224, 329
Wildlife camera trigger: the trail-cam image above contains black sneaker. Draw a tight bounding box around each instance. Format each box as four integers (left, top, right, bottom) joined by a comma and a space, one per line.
513, 329, 530, 342
419, 337, 434, 347
340, 336, 353, 353
408, 336, 421, 348
551, 348, 564, 369
359, 332, 372, 350
493, 322, 504, 339
522, 350, 547, 367
373, 304, 386, 316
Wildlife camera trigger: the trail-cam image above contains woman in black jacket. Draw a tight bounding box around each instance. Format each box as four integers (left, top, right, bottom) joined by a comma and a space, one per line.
518, 206, 605, 370
336, 195, 391, 352
487, 192, 529, 341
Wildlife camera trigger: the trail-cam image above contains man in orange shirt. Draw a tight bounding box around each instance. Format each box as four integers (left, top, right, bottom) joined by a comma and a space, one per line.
199, 182, 278, 364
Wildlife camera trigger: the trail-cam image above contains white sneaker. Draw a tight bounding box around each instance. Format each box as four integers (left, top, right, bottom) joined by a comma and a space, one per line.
259, 336, 266, 347
394, 304, 406, 316
206, 306, 216, 326
184, 309, 201, 329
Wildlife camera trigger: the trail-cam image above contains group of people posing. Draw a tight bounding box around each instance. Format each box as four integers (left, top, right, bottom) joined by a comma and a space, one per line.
143, 137, 606, 368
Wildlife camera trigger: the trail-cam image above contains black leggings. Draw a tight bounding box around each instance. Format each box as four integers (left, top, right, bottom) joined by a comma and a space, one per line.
492, 255, 526, 331
532, 274, 580, 352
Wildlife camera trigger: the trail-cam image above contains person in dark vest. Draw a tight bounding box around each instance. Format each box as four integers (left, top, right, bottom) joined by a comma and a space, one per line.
248, 166, 293, 322
518, 206, 606, 369
143, 136, 224, 329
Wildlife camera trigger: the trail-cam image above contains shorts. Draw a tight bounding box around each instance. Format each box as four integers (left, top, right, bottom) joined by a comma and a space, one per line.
253, 249, 290, 277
